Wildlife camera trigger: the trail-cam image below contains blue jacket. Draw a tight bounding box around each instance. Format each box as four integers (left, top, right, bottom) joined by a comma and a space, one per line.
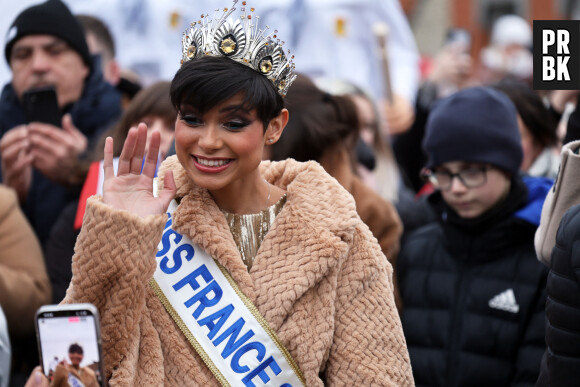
0, 61, 121, 247
398, 175, 552, 387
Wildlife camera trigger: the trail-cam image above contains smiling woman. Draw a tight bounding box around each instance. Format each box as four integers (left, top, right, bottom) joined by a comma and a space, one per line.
51, 343, 98, 387
58, 2, 414, 386
171, 57, 287, 214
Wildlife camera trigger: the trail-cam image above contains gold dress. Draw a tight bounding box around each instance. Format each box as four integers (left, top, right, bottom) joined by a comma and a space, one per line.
221, 194, 287, 270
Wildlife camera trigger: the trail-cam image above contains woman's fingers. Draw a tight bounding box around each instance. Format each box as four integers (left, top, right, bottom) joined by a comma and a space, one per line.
103, 137, 115, 180
130, 123, 148, 174
117, 127, 138, 175
142, 130, 161, 178
159, 170, 177, 207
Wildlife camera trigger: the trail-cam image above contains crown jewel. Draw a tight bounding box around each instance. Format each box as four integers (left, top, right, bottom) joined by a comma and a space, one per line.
181, 0, 296, 96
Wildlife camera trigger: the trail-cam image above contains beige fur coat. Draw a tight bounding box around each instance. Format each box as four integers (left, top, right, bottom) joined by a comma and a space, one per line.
0, 185, 51, 339
64, 157, 413, 386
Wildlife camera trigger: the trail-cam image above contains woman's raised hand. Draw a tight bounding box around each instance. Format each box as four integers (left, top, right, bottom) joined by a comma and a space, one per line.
103, 123, 176, 218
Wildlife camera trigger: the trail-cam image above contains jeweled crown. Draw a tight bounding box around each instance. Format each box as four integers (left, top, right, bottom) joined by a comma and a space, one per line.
181, 0, 296, 96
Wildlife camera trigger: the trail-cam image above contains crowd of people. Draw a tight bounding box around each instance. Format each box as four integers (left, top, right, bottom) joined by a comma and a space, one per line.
1, 0, 580, 386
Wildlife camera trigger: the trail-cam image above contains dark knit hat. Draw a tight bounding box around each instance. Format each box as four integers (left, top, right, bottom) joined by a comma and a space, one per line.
422, 86, 523, 175
4, 0, 91, 68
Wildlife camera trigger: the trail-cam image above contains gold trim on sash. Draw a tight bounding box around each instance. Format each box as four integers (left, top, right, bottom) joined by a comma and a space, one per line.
149, 197, 307, 386
150, 260, 307, 385
215, 262, 307, 385
150, 279, 231, 387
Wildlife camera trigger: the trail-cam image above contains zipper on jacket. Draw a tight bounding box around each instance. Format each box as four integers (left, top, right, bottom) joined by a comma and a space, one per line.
446, 244, 473, 386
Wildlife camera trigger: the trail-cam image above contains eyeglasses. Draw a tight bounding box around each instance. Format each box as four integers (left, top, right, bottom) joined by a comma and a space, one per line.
422, 166, 489, 190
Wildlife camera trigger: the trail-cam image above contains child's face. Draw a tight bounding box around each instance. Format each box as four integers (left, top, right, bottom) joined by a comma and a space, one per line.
436, 161, 511, 218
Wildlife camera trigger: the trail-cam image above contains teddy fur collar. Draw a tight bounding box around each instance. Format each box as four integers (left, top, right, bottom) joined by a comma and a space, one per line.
157, 156, 359, 329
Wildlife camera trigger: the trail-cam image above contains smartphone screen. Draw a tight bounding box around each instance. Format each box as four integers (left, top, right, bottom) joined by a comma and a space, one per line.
36, 304, 105, 386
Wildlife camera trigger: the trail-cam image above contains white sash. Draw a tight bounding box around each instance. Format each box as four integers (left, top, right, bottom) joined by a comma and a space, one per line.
67, 373, 85, 387
151, 199, 306, 387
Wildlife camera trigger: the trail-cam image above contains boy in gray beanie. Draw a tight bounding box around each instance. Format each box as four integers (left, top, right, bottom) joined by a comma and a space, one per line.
397, 86, 551, 386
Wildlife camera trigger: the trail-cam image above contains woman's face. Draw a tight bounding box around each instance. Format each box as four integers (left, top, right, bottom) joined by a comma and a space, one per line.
68, 351, 83, 367
174, 93, 272, 194
138, 115, 175, 156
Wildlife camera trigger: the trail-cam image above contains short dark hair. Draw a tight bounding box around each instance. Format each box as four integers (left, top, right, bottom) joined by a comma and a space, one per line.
170, 56, 284, 130
68, 343, 84, 355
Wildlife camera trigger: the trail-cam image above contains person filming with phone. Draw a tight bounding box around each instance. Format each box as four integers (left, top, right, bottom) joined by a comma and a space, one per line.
0, 0, 122, 248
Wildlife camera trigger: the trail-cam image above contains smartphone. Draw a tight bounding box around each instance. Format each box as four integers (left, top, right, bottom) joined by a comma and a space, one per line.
22, 86, 62, 127
445, 28, 472, 52
35, 303, 105, 386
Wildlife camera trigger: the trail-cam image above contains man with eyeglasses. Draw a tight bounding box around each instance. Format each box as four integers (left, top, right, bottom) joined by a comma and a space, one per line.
397, 87, 552, 386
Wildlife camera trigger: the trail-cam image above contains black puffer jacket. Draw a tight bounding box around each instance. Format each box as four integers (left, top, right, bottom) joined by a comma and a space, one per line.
536, 203, 580, 386
398, 176, 550, 386
0, 58, 121, 247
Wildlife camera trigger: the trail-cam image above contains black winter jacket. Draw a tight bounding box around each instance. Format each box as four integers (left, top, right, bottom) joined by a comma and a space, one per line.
398, 176, 551, 387
0, 60, 121, 247
536, 203, 580, 386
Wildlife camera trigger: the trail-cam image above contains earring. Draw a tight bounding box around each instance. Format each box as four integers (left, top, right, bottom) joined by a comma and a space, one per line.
267, 138, 274, 143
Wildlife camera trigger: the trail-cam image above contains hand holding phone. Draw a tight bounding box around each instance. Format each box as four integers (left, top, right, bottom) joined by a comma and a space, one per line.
35, 303, 105, 386
445, 28, 472, 53
22, 86, 62, 127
